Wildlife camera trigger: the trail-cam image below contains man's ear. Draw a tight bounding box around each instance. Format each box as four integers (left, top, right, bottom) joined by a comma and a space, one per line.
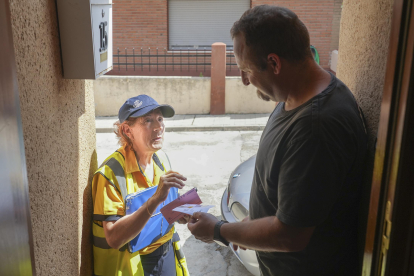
267, 54, 281, 74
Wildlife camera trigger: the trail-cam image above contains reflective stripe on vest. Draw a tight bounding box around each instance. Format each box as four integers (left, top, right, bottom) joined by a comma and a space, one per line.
93, 226, 128, 251
104, 157, 128, 201
172, 232, 185, 260
172, 231, 189, 276
93, 235, 112, 250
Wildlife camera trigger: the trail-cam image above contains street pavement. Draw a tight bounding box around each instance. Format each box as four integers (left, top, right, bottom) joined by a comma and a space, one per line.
96, 115, 269, 276
96, 113, 270, 133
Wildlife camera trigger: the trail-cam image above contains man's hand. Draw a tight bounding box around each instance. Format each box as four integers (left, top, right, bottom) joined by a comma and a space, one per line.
154, 171, 186, 203
187, 212, 218, 243
232, 216, 249, 251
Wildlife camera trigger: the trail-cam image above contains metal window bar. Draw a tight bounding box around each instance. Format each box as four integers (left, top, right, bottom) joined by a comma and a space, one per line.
229, 52, 231, 71
118, 48, 120, 71
113, 47, 238, 73
227, 51, 238, 72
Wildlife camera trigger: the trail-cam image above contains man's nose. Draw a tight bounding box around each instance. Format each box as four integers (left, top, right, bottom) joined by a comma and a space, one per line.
241, 71, 250, 86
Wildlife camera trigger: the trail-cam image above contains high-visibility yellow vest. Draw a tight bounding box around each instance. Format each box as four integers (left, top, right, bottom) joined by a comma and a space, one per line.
92, 148, 189, 276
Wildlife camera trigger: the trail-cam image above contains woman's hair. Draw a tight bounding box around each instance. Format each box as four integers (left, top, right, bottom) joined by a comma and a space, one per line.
113, 116, 141, 149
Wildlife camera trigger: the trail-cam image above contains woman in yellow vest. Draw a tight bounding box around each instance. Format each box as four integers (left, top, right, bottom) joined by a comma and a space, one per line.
92, 94, 190, 276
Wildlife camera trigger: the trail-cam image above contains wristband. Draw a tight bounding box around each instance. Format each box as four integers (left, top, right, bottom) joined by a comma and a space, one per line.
213, 220, 229, 246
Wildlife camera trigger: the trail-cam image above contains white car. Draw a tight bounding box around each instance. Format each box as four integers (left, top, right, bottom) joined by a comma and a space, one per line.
220, 155, 260, 276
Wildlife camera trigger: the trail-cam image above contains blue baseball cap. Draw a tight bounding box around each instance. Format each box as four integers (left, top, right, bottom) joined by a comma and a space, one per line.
118, 94, 175, 123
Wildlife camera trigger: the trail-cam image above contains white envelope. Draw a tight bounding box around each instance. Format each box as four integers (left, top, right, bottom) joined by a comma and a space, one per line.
172, 204, 215, 215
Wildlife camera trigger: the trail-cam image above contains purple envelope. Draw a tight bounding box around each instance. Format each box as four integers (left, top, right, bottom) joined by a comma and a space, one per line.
160, 188, 202, 224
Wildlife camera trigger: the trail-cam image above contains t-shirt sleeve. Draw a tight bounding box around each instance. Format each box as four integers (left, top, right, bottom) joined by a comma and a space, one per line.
276, 137, 352, 227
92, 172, 125, 222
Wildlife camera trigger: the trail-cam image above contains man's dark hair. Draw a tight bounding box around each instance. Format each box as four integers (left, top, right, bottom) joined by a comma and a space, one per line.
231, 5, 312, 70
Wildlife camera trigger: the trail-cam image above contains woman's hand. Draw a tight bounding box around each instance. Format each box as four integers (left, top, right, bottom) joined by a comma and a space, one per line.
153, 171, 187, 204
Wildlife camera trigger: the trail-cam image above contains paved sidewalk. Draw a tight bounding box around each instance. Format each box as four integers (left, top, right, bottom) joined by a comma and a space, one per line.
96, 114, 271, 132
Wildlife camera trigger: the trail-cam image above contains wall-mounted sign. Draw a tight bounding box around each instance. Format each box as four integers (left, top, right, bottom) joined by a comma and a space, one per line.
56, 0, 113, 79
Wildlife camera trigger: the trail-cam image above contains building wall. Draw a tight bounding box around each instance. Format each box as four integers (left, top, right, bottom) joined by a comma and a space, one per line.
113, 0, 168, 51
337, 0, 393, 149
9, 0, 96, 275
94, 76, 276, 115
330, 0, 343, 51
95, 76, 211, 115
225, 77, 276, 114
112, 0, 340, 71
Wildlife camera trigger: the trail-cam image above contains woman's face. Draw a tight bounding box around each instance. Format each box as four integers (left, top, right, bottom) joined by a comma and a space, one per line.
128, 109, 165, 153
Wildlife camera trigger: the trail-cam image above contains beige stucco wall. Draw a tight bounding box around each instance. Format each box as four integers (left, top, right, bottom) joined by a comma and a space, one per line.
94, 76, 211, 115
337, 0, 393, 148
225, 77, 276, 114
9, 0, 96, 275
94, 76, 275, 115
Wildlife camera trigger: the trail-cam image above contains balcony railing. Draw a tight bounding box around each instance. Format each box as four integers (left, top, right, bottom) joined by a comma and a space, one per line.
112, 46, 239, 76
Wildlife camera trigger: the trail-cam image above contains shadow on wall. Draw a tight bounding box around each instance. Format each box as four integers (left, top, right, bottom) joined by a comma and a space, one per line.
81, 150, 98, 275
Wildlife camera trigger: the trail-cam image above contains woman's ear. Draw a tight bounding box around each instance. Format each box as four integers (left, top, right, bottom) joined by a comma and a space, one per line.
123, 124, 133, 141
267, 54, 281, 75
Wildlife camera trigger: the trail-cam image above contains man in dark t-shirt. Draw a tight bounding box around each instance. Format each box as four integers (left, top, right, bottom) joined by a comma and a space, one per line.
250, 73, 367, 275
187, 5, 367, 276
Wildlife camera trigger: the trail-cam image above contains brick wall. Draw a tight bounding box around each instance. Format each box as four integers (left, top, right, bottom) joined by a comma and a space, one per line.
113, 0, 168, 51
112, 0, 338, 74
330, 0, 343, 51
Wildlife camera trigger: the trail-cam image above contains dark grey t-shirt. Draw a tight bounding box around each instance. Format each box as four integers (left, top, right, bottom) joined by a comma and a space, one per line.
250, 74, 367, 276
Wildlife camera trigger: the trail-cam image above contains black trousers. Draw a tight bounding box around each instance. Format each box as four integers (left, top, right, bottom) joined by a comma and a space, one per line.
140, 240, 176, 276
